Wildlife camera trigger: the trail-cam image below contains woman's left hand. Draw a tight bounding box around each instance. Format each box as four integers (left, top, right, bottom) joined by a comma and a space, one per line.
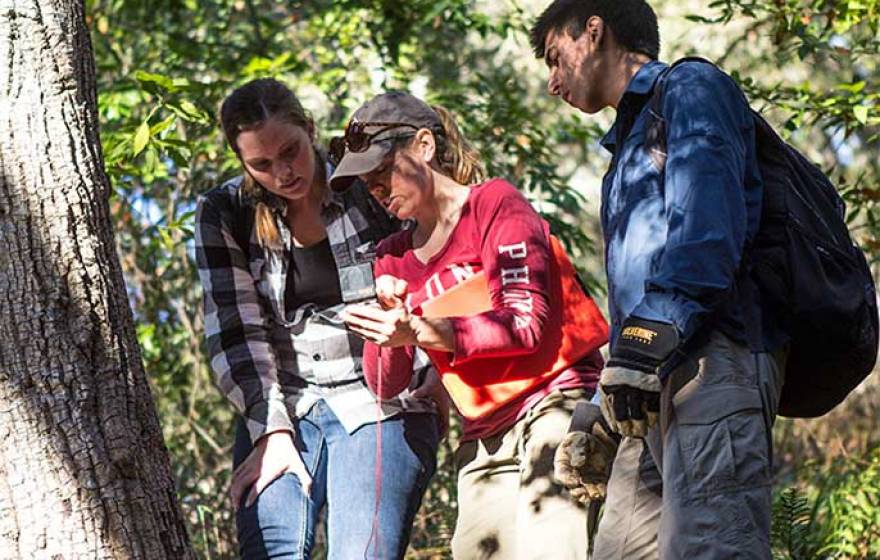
375, 274, 408, 310
341, 303, 418, 348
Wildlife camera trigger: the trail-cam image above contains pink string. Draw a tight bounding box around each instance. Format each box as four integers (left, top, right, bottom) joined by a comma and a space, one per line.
365, 348, 385, 560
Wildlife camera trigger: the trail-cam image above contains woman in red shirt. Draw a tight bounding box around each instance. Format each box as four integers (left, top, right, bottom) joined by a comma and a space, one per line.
333, 92, 610, 559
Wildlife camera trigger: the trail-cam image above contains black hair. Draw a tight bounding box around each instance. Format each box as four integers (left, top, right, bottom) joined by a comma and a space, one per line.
530, 0, 660, 60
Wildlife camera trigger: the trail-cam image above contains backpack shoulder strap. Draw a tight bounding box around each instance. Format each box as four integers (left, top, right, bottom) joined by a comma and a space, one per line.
646, 57, 723, 169
649, 57, 718, 118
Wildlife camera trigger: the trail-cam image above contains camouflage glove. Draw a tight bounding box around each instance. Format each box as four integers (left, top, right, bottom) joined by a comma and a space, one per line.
553, 401, 620, 504
600, 317, 678, 437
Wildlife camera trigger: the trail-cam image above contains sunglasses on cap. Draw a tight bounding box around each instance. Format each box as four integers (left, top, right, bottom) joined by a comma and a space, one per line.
346, 119, 421, 151
329, 120, 420, 162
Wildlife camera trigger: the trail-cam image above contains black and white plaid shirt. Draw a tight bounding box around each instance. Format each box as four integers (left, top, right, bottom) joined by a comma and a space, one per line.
195, 170, 434, 443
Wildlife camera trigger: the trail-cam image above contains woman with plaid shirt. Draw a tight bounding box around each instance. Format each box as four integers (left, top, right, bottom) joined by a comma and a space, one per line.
195, 79, 440, 559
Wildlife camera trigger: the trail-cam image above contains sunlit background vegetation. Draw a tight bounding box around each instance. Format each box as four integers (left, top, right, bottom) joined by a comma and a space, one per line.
86, 0, 880, 557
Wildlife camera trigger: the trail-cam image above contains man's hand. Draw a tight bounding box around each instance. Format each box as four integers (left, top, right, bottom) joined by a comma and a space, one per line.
230, 431, 312, 511
599, 317, 679, 437
554, 401, 620, 503
598, 368, 661, 437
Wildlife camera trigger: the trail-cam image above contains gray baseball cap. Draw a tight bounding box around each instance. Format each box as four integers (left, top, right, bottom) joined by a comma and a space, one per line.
329, 91, 442, 191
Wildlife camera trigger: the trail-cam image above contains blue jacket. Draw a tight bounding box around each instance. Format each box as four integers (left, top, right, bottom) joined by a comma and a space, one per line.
600, 60, 781, 361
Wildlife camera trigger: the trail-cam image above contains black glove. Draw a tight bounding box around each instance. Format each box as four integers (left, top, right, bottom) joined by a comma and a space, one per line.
599, 317, 678, 437
554, 400, 621, 503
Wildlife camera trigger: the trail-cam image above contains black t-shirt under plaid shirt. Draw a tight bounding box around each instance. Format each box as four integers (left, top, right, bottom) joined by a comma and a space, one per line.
286, 238, 342, 312
195, 172, 435, 444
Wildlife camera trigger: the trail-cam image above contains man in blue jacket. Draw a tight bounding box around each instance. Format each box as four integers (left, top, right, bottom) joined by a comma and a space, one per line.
531, 1, 787, 558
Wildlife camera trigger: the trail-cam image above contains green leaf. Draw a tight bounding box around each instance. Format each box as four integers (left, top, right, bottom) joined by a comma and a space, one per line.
171, 77, 192, 90
855, 106, 870, 125
179, 100, 205, 120
685, 14, 722, 23
159, 227, 174, 250
838, 81, 867, 94
170, 210, 196, 228
134, 70, 177, 93
160, 142, 192, 169
133, 121, 151, 156
150, 114, 177, 136
168, 99, 210, 124
136, 323, 157, 355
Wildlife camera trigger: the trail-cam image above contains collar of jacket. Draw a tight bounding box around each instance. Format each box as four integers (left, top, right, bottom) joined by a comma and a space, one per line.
600, 60, 669, 153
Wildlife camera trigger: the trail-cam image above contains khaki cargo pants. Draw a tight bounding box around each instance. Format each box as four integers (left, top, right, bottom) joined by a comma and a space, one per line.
451, 388, 591, 560
593, 331, 785, 559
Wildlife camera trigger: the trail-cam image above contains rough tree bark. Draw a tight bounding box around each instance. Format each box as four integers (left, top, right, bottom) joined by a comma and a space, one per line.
0, 0, 194, 557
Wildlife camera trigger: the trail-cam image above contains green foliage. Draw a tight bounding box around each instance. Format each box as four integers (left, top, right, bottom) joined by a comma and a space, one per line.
773, 448, 880, 560
772, 487, 819, 560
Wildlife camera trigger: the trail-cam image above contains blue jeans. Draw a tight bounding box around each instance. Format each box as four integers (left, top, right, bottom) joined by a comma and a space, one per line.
233, 401, 438, 559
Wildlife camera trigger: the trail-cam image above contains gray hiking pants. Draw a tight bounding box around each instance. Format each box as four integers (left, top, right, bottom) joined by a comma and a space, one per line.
593, 331, 785, 559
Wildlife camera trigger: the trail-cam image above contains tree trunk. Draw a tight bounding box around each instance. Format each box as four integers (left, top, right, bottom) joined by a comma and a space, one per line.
0, 1, 194, 557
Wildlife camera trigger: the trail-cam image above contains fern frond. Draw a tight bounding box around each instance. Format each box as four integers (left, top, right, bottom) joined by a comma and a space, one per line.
772, 486, 816, 560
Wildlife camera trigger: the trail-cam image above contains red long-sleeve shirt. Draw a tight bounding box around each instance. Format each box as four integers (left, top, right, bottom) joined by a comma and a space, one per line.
363, 178, 603, 439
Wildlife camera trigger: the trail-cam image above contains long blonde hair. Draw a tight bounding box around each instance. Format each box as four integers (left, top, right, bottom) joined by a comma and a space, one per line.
429, 105, 486, 185
220, 78, 324, 249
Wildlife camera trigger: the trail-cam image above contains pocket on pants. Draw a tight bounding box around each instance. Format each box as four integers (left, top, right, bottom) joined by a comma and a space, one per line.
677, 404, 770, 498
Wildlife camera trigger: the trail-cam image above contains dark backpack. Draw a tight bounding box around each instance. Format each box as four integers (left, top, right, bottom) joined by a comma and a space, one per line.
647, 57, 878, 418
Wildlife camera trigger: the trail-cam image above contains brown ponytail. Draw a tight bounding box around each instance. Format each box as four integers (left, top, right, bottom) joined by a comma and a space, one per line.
430, 105, 486, 185
220, 78, 321, 250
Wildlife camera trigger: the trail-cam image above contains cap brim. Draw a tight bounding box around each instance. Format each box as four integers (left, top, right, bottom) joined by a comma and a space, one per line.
329, 140, 392, 191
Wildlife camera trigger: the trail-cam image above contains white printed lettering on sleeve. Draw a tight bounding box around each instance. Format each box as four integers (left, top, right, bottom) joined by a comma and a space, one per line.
497, 241, 533, 329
